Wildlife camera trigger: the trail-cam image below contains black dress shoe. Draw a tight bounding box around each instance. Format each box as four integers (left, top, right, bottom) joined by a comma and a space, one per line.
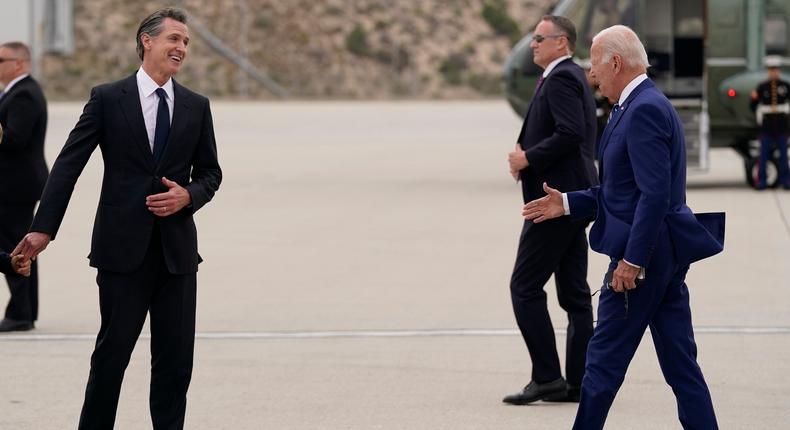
0, 318, 34, 332
502, 377, 567, 405
543, 383, 580, 403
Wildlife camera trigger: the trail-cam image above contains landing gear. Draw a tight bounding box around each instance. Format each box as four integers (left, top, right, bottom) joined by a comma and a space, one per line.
740, 139, 784, 189
744, 157, 779, 189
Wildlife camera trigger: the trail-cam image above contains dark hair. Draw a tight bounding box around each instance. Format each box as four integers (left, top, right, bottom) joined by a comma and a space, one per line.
136, 7, 188, 61
541, 15, 577, 52
0, 41, 31, 61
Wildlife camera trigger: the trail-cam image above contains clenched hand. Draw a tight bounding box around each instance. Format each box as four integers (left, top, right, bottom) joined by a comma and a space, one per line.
146, 177, 192, 217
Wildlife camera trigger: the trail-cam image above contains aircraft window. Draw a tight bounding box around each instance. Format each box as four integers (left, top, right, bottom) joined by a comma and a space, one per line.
765, 16, 787, 55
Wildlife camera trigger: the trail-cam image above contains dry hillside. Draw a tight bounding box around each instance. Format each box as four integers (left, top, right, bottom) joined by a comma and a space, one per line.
40, 0, 555, 99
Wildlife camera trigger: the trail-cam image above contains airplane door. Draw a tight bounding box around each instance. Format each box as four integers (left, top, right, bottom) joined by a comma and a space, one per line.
641, 0, 709, 170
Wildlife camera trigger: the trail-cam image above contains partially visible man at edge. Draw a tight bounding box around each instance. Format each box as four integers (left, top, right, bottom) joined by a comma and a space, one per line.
523, 25, 723, 429
503, 15, 598, 405
14, 8, 222, 429
0, 41, 48, 332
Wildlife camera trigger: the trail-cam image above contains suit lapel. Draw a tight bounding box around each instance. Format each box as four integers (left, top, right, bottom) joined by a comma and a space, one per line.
118, 74, 155, 170
157, 81, 191, 169
597, 79, 655, 161
522, 60, 568, 130
518, 58, 576, 145
0, 76, 31, 108
596, 79, 656, 180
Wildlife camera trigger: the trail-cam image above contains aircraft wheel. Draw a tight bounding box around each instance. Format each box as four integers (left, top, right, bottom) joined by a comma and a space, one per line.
745, 157, 779, 189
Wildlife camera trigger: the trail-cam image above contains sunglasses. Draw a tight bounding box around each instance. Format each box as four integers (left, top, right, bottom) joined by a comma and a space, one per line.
0, 57, 21, 63
591, 270, 634, 324
532, 34, 566, 43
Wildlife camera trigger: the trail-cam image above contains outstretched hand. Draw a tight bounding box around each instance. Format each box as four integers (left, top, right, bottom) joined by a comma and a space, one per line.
146, 177, 192, 217
522, 182, 565, 223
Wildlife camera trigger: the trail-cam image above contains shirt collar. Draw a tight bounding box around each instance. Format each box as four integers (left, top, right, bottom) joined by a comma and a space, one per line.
618, 74, 648, 106
2, 73, 29, 93
136, 66, 174, 100
542, 55, 572, 78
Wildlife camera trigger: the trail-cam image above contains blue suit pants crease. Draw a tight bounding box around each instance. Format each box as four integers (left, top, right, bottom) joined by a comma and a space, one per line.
572, 243, 718, 430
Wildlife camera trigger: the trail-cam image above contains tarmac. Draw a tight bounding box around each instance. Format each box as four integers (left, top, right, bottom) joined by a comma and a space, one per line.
1, 101, 789, 429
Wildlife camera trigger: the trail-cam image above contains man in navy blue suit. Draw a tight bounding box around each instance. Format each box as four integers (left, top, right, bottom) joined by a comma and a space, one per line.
503, 15, 598, 405
523, 25, 723, 429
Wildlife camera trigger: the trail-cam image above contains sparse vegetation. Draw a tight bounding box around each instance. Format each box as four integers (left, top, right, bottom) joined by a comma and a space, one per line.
346, 25, 370, 57
468, 73, 503, 95
482, 0, 522, 44
39, 0, 552, 99
439, 54, 468, 86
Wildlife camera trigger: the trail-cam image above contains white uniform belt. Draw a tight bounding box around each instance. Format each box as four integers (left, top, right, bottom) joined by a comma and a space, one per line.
756, 103, 790, 125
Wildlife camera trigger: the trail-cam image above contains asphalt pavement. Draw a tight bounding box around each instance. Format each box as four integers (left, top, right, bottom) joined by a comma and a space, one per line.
1, 101, 788, 429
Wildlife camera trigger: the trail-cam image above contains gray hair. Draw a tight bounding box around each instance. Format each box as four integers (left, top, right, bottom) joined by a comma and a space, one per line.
592, 25, 649, 70
541, 15, 577, 53
0, 41, 31, 61
136, 7, 188, 61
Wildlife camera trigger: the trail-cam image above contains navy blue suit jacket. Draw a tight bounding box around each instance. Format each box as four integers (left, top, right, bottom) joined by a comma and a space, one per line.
567, 79, 724, 268
517, 58, 598, 204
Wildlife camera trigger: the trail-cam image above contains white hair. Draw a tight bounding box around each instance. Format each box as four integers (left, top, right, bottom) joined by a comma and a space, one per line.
592, 25, 649, 70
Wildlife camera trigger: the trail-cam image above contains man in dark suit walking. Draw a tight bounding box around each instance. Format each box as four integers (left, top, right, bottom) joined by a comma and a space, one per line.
14, 8, 222, 429
0, 41, 48, 332
502, 15, 598, 405
523, 25, 722, 429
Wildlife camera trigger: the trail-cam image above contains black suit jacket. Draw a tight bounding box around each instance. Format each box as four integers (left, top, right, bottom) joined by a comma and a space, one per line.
31, 74, 222, 274
0, 252, 12, 275
516, 58, 598, 203
0, 75, 49, 204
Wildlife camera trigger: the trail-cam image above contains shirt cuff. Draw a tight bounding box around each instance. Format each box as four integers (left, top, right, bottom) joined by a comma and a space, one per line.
623, 259, 640, 269
561, 193, 570, 215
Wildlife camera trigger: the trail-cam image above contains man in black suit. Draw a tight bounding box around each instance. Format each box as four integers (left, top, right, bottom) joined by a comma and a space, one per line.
14, 8, 221, 429
503, 15, 598, 405
0, 41, 48, 332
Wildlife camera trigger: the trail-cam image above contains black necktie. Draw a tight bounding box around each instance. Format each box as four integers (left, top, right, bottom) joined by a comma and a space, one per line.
0, 91, 5, 103
153, 88, 170, 163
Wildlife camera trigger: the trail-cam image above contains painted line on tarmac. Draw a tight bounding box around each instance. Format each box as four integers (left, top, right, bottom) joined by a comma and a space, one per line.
1, 326, 790, 341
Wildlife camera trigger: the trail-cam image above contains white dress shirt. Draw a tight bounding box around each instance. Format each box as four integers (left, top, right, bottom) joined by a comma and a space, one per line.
542, 55, 572, 78
1, 73, 30, 93
136, 67, 174, 152
616, 73, 648, 106
560, 73, 650, 273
